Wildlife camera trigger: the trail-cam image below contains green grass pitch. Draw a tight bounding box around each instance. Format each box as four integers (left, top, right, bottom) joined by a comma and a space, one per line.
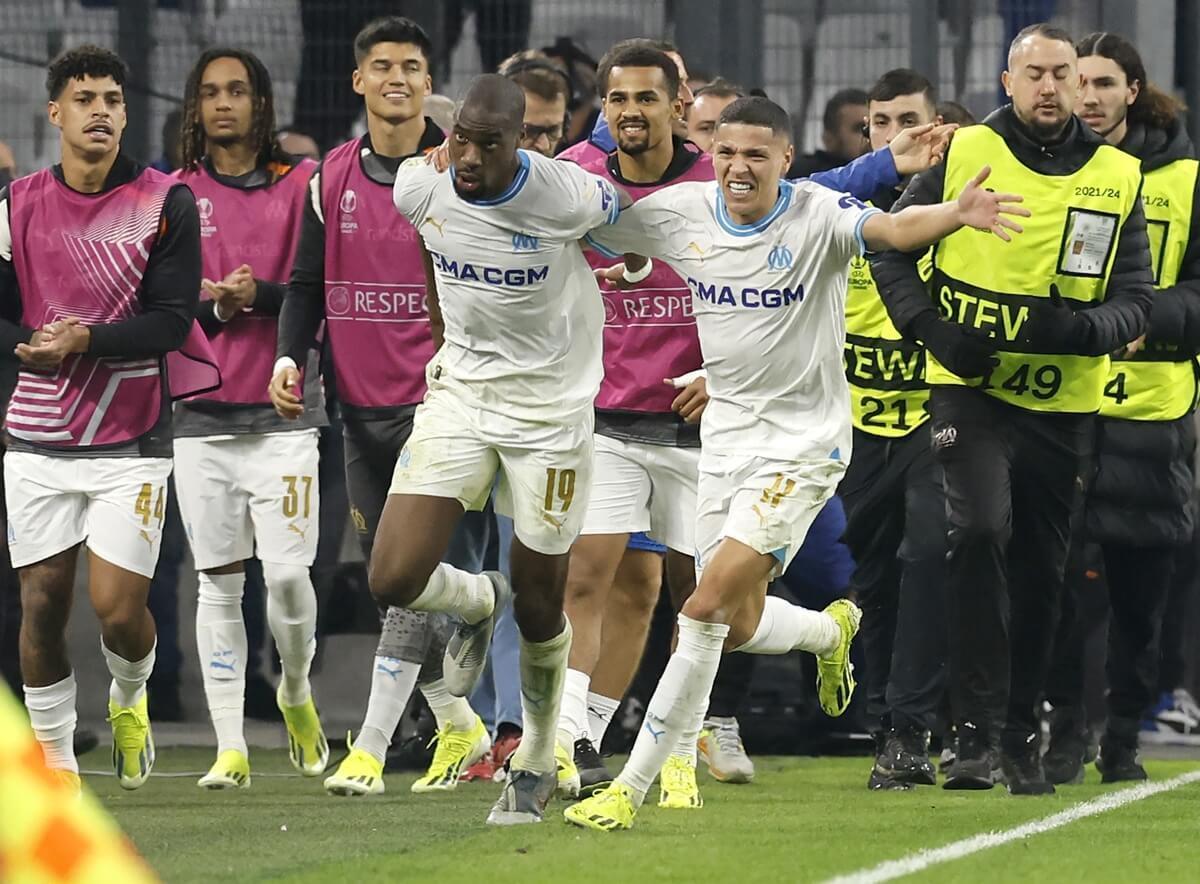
83, 748, 1199, 883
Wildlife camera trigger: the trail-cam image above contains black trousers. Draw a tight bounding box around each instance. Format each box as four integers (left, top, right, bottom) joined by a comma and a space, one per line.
928, 386, 1093, 747
1103, 544, 1176, 748
1047, 540, 1178, 749
840, 425, 948, 733
1043, 540, 1105, 717
342, 411, 491, 575
343, 411, 418, 563
1159, 539, 1198, 692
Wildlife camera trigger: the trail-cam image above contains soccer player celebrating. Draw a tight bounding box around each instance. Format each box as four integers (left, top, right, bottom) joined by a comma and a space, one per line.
173, 48, 327, 790
272, 17, 490, 797
1, 46, 204, 792
556, 43, 956, 805
380, 73, 622, 825
565, 96, 1027, 831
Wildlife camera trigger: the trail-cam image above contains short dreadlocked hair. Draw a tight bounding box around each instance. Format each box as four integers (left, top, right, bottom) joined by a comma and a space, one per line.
47, 44, 128, 100
179, 48, 286, 172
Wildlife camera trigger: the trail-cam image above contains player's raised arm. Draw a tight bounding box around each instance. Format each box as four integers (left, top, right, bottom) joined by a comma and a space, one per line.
860, 166, 1030, 253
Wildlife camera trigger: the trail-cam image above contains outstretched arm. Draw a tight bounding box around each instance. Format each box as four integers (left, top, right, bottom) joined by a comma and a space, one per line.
860, 166, 1029, 253
807, 122, 957, 201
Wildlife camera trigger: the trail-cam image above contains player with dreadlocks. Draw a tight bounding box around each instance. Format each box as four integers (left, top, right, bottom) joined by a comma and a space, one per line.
172, 47, 328, 791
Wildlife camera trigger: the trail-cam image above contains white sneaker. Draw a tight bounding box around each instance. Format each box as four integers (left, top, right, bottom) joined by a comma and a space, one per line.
1142, 689, 1200, 746
698, 716, 755, 784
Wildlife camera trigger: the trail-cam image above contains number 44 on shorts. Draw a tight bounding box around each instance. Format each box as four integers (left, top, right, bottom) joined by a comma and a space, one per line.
135, 483, 165, 527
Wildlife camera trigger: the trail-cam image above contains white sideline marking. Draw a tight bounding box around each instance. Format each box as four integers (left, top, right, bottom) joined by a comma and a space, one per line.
822, 770, 1200, 884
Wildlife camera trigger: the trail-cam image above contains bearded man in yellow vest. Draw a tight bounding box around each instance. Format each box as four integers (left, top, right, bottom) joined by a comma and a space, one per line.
1042, 31, 1200, 786
871, 22, 1154, 796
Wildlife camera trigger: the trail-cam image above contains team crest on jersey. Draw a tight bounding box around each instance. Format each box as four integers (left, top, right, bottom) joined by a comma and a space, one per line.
767, 244, 793, 272
327, 286, 351, 316
197, 197, 217, 237
512, 231, 539, 252
339, 189, 359, 234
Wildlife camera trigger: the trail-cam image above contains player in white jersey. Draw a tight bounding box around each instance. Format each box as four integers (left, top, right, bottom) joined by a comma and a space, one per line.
566, 96, 1028, 831
375, 74, 620, 826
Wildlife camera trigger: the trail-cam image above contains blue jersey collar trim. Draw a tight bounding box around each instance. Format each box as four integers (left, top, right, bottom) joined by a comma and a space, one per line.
715, 179, 793, 236
453, 150, 531, 207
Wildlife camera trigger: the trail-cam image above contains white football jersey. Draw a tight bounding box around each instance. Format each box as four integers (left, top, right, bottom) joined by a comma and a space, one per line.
587, 179, 879, 459
394, 149, 620, 422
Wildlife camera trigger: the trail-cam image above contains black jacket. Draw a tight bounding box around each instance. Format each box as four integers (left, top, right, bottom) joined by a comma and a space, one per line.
1120, 119, 1200, 350
869, 106, 1154, 359
1088, 117, 1200, 548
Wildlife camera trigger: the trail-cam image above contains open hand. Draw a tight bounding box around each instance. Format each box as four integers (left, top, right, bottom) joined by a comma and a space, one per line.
889, 122, 959, 175
957, 166, 1031, 242
427, 140, 450, 173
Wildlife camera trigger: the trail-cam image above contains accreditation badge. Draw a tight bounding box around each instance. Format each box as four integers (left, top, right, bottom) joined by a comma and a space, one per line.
1058, 208, 1118, 277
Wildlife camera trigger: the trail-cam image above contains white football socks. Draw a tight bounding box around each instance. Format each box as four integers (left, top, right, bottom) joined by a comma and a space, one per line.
196, 571, 248, 756
408, 564, 495, 625
509, 620, 573, 775
734, 595, 839, 657
24, 674, 78, 773
421, 677, 478, 732
556, 667, 591, 749
264, 562, 318, 706
616, 615, 729, 806
101, 638, 155, 709
356, 654, 421, 763
586, 691, 621, 747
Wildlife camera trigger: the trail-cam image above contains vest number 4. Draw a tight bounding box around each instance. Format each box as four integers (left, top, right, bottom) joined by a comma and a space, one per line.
1103, 371, 1129, 404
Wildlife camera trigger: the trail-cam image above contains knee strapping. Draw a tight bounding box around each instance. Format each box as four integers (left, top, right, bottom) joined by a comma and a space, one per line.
197, 572, 245, 606
375, 606, 434, 664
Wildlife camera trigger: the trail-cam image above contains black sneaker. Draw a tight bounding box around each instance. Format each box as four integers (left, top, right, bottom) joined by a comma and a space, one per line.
944, 722, 998, 791
891, 726, 937, 786
1043, 726, 1087, 785
1000, 733, 1055, 795
1096, 741, 1148, 783
868, 731, 912, 791
574, 737, 612, 797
